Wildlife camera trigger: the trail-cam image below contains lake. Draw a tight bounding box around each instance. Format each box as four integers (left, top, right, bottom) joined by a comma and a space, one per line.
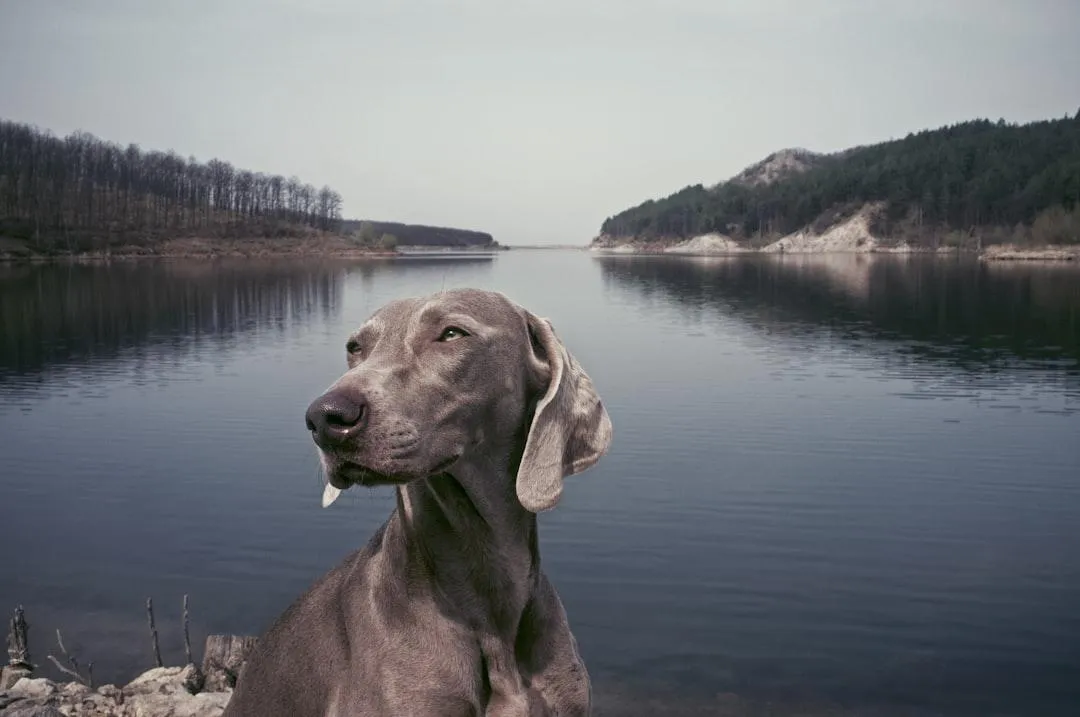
2, 251, 1079, 716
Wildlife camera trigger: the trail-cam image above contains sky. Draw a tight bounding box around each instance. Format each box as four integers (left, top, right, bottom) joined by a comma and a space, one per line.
1, 0, 1078, 246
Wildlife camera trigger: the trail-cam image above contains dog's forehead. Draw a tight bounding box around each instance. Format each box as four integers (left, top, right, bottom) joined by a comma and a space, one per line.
420, 288, 519, 319
359, 298, 420, 333
360, 290, 520, 333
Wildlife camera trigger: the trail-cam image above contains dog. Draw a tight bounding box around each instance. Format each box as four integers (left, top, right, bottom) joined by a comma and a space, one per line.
223, 288, 612, 716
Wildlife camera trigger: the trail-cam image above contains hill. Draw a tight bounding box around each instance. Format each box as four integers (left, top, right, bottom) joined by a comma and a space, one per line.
725, 147, 826, 188
594, 112, 1080, 253
338, 219, 497, 249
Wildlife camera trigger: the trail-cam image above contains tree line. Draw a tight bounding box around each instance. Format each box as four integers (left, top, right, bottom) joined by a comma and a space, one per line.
339, 219, 496, 248
600, 112, 1080, 246
0, 119, 344, 249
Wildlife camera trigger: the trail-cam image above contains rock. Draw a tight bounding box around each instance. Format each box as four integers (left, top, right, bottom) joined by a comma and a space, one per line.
59, 682, 91, 699
0, 678, 59, 715
118, 666, 230, 716
67, 684, 125, 717
201, 636, 257, 693
0, 667, 232, 717
5, 679, 56, 701
180, 664, 204, 696
0, 668, 32, 691
122, 690, 230, 717
0, 704, 66, 717
124, 667, 189, 697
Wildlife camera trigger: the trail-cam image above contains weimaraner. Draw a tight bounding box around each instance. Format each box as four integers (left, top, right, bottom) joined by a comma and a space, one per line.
223, 288, 613, 717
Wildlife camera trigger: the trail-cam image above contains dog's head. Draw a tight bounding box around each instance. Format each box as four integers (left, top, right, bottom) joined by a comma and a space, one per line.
305, 288, 612, 512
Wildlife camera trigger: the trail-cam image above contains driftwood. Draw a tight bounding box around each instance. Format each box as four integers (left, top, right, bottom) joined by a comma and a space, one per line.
183, 594, 193, 665
146, 597, 163, 668
6, 605, 31, 669
2, 606, 34, 690
45, 628, 93, 688
4, 600, 255, 699
201, 634, 258, 692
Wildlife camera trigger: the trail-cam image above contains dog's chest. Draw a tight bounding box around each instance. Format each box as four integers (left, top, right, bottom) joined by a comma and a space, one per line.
332, 617, 486, 716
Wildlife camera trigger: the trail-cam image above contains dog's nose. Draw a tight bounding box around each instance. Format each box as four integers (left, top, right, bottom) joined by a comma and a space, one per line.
305, 391, 367, 445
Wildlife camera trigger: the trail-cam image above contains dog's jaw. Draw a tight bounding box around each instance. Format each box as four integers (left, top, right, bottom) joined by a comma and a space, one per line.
318, 452, 463, 508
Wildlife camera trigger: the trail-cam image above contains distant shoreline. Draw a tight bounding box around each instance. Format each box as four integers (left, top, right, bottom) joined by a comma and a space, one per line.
1, 250, 399, 264
6, 235, 1077, 264
0, 235, 493, 264
977, 245, 1080, 262
588, 207, 1080, 263
588, 244, 1080, 262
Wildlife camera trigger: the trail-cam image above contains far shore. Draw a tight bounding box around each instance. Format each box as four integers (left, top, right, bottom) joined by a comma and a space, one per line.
5, 233, 1077, 264
977, 244, 1080, 262
589, 244, 1080, 262
588, 204, 1080, 262
0, 235, 504, 264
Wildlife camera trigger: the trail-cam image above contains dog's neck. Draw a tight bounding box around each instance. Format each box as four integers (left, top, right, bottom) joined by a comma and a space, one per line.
386, 454, 540, 631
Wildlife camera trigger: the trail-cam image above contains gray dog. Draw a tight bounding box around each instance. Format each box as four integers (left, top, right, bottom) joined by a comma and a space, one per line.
223, 288, 613, 717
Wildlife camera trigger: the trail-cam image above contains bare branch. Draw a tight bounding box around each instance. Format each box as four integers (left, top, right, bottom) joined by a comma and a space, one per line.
46, 654, 85, 683
47, 628, 92, 687
147, 598, 163, 668
183, 594, 192, 665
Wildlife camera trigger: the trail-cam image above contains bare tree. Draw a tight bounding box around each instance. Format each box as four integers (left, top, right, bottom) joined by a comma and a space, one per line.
0, 119, 344, 249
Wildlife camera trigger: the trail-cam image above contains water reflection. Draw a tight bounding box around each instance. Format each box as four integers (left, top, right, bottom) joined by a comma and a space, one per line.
0, 260, 348, 380
340, 254, 497, 286
596, 254, 1080, 383
3, 252, 1078, 716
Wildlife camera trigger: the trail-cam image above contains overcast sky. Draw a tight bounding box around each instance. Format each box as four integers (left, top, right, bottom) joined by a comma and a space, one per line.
1, 0, 1078, 245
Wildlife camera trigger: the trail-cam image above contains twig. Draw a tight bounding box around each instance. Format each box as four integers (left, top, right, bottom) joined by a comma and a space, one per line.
55, 629, 74, 671
147, 598, 163, 668
46, 655, 83, 682
47, 628, 93, 687
182, 594, 192, 665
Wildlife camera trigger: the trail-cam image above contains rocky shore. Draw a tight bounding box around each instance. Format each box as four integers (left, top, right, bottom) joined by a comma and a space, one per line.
1, 665, 230, 717
2, 627, 254, 717
978, 244, 1080, 261
591, 235, 1078, 261
591, 205, 1078, 261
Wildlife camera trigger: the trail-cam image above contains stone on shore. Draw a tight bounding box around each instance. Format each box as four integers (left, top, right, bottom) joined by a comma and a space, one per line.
0, 668, 33, 692
200, 635, 258, 693
0, 665, 232, 717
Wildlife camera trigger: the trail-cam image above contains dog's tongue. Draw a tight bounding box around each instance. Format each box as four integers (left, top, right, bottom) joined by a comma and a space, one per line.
322, 483, 342, 508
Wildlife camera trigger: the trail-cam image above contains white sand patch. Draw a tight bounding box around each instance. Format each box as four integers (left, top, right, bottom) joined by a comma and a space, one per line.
764, 205, 882, 254
875, 241, 915, 254
665, 233, 748, 255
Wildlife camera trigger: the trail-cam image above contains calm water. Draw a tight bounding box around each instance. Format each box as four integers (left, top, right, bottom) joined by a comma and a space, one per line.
2, 252, 1079, 716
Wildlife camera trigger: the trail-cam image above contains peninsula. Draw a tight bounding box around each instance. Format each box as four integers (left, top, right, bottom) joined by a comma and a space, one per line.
592, 113, 1080, 260
0, 119, 496, 261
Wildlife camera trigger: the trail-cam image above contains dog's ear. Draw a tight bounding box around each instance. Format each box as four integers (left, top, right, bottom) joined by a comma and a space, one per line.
516, 312, 613, 513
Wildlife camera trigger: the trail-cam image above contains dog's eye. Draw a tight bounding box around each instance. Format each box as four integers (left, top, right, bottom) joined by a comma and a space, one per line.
346, 339, 362, 355
437, 326, 470, 342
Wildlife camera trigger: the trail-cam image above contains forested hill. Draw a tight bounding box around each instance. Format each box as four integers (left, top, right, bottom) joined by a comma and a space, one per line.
597, 112, 1080, 248
0, 119, 344, 254
338, 219, 496, 248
